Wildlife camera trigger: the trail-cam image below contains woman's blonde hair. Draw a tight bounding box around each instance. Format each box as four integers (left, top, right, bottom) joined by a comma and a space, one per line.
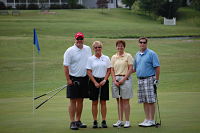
92, 41, 103, 48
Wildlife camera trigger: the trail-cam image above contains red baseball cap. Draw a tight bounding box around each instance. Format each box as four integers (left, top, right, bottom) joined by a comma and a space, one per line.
75, 32, 84, 39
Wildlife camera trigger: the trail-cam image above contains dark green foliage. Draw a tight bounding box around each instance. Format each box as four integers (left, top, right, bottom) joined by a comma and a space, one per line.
28, 4, 39, 10
50, 4, 62, 9
73, 4, 85, 9
122, 0, 136, 10
157, 1, 181, 19
16, 4, 27, 10
138, 0, 164, 14
0, 1, 6, 10
67, 0, 78, 8
181, 0, 187, 7
138, 0, 182, 18
192, 0, 200, 11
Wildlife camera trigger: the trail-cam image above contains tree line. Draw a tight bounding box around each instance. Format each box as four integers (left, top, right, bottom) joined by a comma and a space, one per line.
122, 0, 200, 19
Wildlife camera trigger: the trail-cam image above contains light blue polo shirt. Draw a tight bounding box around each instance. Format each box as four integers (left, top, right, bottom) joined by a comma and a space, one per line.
134, 48, 160, 77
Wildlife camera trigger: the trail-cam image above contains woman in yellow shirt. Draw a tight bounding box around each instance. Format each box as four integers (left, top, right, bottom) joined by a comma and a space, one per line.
111, 40, 133, 128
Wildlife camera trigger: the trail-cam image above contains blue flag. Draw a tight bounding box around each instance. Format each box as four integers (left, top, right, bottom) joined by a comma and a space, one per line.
33, 28, 40, 53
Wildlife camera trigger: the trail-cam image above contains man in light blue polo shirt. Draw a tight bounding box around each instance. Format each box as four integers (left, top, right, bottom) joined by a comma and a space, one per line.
133, 37, 160, 127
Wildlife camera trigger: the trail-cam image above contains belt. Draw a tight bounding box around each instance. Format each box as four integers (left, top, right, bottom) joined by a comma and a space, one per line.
115, 75, 125, 76
70, 75, 88, 79
138, 75, 155, 79
94, 77, 104, 81
115, 75, 129, 80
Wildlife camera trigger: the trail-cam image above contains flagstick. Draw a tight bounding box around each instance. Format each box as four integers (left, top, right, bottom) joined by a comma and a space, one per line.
33, 28, 40, 113
32, 42, 35, 114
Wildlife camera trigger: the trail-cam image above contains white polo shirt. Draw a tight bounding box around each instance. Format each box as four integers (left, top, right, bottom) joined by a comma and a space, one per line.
63, 44, 92, 77
86, 55, 111, 78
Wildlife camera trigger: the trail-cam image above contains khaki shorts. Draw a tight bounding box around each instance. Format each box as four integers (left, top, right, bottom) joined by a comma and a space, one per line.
112, 76, 133, 99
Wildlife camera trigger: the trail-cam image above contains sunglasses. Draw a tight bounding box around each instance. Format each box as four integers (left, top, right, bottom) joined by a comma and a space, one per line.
76, 38, 84, 40
139, 41, 147, 44
94, 46, 102, 49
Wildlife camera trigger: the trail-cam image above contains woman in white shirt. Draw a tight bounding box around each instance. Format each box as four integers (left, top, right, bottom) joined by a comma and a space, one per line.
86, 41, 111, 128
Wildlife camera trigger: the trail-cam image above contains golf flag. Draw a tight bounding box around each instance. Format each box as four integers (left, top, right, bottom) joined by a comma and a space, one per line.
33, 28, 40, 53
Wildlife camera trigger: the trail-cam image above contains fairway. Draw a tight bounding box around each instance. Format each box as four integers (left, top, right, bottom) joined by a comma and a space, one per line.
0, 8, 200, 38
0, 8, 200, 133
0, 92, 200, 133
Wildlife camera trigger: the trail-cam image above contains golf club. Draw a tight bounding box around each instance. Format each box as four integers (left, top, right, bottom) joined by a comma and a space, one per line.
116, 80, 121, 133
35, 85, 67, 109
34, 85, 66, 100
154, 84, 161, 128
98, 86, 102, 128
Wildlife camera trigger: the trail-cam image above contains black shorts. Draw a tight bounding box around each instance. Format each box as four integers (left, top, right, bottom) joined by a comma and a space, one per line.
66, 75, 89, 99
89, 77, 109, 101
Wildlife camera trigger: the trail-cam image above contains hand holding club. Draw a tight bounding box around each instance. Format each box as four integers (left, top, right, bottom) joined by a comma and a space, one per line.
153, 80, 159, 88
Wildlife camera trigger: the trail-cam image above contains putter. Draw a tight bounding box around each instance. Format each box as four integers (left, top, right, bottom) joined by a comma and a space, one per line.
98, 86, 102, 128
116, 80, 121, 133
34, 85, 66, 100
35, 85, 67, 109
154, 84, 161, 128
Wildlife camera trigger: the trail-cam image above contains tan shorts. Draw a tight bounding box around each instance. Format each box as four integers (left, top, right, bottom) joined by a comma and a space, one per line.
112, 76, 133, 99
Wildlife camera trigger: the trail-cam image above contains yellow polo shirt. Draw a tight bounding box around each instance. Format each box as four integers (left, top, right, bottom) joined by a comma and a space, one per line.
111, 52, 133, 75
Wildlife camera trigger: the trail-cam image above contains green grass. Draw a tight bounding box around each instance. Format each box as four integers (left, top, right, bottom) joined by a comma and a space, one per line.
0, 92, 200, 133
177, 7, 200, 26
0, 7, 200, 133
0, 8, 200, 38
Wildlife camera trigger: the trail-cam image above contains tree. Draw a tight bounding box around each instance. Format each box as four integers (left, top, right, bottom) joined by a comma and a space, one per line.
191, 0, 200, 11
67, 0, 78, 9
138, 0, 182, 18
138, 0, 153, 14
0, 1, 6, 10
138, 0, 165, 15
156, 0, 182, 19
122, 0, 136, 10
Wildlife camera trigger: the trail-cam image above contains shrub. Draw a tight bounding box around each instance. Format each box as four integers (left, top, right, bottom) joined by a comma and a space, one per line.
16, 4, 27, 10
67, 0, 78, 8
0, 1, 6, 10
137, 0, 182, 19
28, 4, 39, 10
191, 0, 200, 11
62, 4, 69, 9
156, 16, 164, 24
74, 4, 85, 9
50, 4, 62, 9
157, 1, 181, 19
6, 6, 12, 9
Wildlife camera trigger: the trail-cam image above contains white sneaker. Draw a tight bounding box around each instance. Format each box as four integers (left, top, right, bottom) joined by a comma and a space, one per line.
113, 120, 124, 127
124, 121, 131, 128
142, 120, 156, 127
138, 119, 148, 126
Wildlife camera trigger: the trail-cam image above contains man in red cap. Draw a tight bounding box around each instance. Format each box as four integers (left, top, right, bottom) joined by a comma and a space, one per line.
63, 32, 92, 130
